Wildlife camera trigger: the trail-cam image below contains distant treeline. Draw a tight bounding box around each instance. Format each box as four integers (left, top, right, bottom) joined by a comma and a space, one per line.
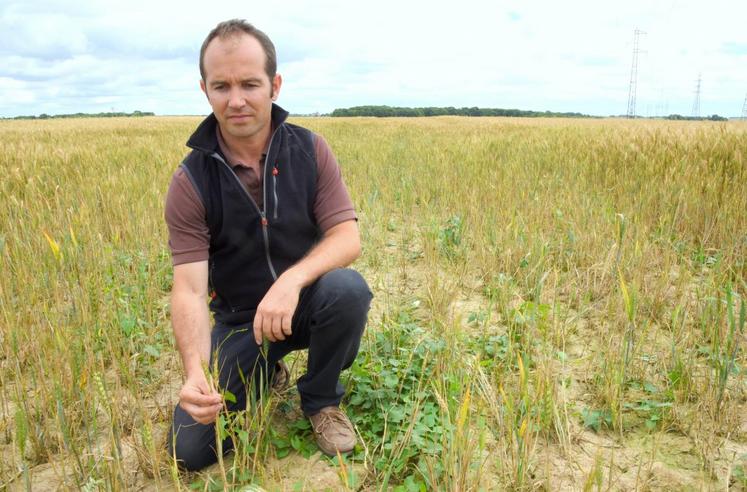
331, 105, 592, 118
663, 114, 728, 121
5, 110, 155, 120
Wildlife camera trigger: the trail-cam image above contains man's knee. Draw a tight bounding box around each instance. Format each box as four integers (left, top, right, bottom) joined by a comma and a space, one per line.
316, 268, 372, 312
167, 424, 218, 471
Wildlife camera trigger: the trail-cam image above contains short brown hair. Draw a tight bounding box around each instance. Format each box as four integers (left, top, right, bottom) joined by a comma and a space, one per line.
199, 19, 277, 82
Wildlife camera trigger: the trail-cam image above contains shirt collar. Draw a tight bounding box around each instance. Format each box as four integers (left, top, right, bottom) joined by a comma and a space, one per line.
216, 126, 266, 168
186, 102, 289, 156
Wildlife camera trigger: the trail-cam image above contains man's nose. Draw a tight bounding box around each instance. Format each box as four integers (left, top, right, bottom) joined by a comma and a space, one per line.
228, 88, 245, 108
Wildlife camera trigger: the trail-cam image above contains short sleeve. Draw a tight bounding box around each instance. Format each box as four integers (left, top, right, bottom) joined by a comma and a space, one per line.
164, 167, 210, 265
313, 134, 357, 232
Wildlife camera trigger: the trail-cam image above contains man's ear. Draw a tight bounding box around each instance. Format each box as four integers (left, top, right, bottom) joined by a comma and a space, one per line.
271, 73, 282, 101
200, 79, 208, 100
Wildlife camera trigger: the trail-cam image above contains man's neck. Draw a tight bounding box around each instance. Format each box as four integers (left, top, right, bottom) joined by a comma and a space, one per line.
218, 124, 272, 163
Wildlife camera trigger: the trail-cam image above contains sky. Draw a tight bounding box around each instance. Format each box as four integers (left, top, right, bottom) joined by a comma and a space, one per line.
1, 0, 746, 118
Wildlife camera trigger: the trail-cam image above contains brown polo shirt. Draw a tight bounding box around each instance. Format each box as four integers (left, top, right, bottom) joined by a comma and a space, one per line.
165, 130, 357, 266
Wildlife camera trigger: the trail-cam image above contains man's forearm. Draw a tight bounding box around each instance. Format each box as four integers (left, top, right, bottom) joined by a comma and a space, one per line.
171, 290, 211, 378
281, 220, 361, 288
253, 220, 361, 344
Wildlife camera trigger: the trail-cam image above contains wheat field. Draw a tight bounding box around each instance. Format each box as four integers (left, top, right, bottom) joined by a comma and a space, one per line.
0, 115, 745, 490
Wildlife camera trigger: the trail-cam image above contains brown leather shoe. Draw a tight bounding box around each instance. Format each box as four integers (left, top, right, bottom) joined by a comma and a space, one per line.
271, 359, 289, 392
308, 406, 356, 456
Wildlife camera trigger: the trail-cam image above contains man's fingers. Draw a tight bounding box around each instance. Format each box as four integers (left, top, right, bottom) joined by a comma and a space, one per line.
180, 386, 221, 405
262, 314, 276, 342
182, 391, 221, 407
180, 401, 222, 424
271, 315, 284, 340
179, 383, 223, 424
257, 309, 291, 342
281, 315, 292, 336
180, 401, 219, 420
253, 313, 264, 345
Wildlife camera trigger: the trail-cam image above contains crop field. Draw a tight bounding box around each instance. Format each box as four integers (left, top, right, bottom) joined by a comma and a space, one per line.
0, 115, 746, 490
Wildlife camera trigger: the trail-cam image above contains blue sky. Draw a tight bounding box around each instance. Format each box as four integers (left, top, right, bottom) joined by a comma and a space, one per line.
1, 0, 745, 118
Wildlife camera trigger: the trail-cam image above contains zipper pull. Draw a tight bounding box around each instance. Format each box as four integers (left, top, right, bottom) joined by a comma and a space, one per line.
261, 213, 268, 226
272, 166, 279, 176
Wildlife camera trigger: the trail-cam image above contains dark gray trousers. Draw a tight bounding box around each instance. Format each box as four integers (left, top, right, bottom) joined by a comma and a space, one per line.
167, 268, 372, 471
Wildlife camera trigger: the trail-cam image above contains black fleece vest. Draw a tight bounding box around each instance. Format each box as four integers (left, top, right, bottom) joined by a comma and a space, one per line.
181, 105, 321, 324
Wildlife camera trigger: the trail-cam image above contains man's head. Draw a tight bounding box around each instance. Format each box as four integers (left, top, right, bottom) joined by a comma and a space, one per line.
199, 19, 277, 84
199, 20, 282, 141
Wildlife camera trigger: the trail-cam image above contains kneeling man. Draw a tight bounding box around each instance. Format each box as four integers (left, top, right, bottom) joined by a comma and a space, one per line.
164, 19, 372, 471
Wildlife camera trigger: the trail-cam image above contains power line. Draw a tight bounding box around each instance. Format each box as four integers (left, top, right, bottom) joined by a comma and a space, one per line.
691, 73, 701, 118
742, 93, 747, 120
626, 29, 645, 119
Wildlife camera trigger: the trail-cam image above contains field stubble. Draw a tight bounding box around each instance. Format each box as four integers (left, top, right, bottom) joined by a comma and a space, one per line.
0, 116, 745, 490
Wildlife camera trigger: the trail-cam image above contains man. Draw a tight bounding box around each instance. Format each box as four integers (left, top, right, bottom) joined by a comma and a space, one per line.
164, 19, 372, 471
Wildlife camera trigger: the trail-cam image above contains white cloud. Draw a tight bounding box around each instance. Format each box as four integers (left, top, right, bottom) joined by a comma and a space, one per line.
1, 0, 745, 117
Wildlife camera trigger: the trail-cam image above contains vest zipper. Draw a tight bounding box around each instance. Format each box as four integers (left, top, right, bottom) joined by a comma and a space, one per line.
272, 167, 279, 220
263, 127, 279, 279
211, 151, 278, 281
260, 216, 277, 279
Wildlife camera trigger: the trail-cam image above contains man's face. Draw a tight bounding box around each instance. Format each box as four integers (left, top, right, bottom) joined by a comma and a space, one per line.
200, 33, 282, 141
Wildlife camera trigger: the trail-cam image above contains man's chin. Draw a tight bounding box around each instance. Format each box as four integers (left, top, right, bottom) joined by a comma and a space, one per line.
223, 123, 258, 139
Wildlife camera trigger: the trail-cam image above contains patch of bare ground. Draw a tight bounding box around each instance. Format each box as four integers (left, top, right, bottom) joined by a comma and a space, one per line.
546, 408, 747, 488
181, 450, 364, 492
535, 426, 747, 491
258, 452, 367, 491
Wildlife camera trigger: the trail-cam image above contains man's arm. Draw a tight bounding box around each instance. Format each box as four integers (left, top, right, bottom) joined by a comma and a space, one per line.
253, 219, 361, 344
171, 260, 223, 424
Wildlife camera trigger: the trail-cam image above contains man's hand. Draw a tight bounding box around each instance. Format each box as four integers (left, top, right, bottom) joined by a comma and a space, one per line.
253, 220, 361, 345
178, 373, 223, 425
253, 272, 303, 345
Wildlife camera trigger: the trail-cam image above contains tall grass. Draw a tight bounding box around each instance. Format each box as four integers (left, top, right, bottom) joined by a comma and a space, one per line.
1, 116, 745, 490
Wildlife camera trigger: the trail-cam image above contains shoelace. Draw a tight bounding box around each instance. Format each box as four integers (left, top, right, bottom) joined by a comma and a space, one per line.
313, 410, 354, 435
